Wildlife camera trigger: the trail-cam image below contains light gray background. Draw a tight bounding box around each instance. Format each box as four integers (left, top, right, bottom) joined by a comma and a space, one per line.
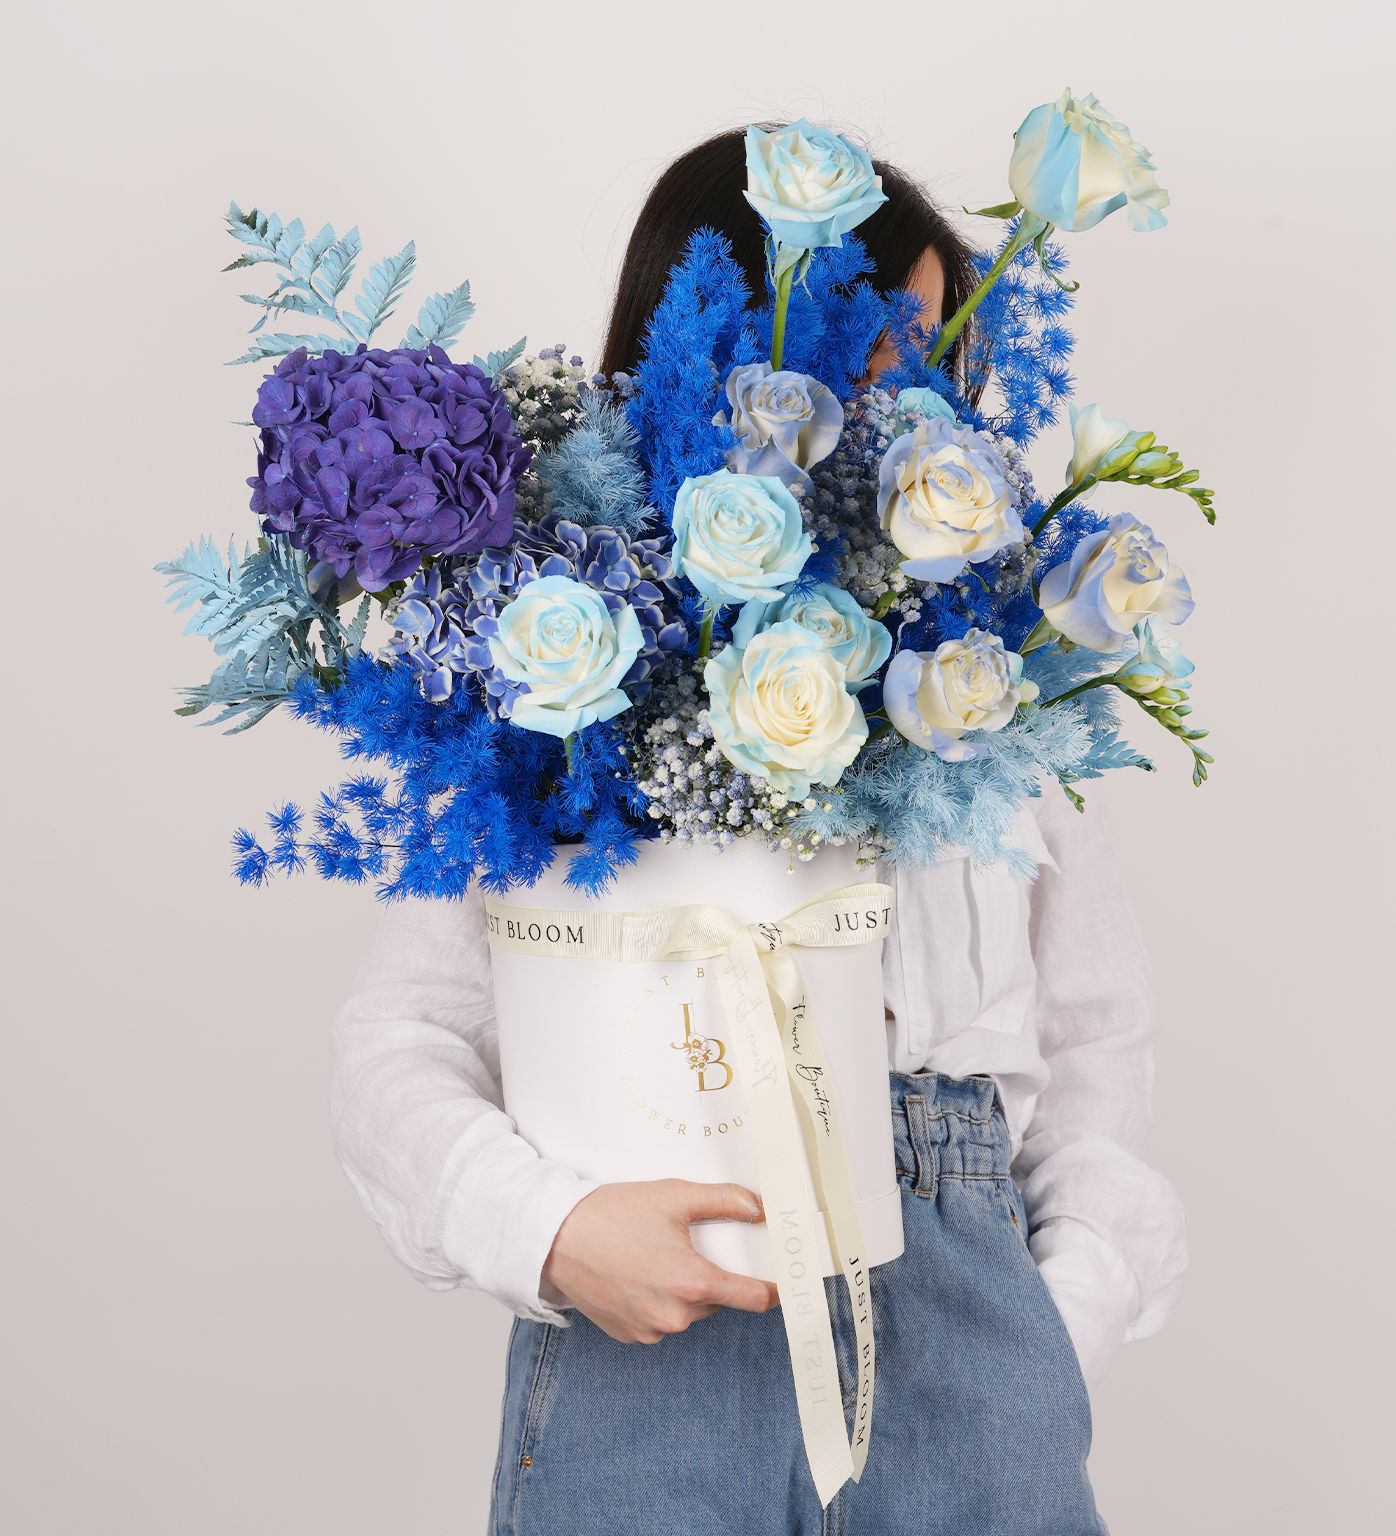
5, 2, 1390, 1531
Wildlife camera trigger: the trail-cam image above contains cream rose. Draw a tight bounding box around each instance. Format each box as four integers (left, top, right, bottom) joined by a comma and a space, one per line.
704, 621, 868, 798
671, 469, 811, 607
883, 630, 1037, 762
1037, 514, 1194, 652
876, 417, 1023, 582
716, 362, 843, 488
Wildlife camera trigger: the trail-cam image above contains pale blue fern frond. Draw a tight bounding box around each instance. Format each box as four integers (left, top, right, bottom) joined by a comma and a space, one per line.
225, 206, 466, 363
1070, 727, 1154, 780
346, 593, 372, 651
157, 537, 317, 656
473, 337, 527, 380
343, 243, 416, 344
404, 281, 475, 350
314, 228, 361, 304
223, 204, 306, 269
177, 636, 314, 734
227, 331, 355, 366
157, 537, 247, 637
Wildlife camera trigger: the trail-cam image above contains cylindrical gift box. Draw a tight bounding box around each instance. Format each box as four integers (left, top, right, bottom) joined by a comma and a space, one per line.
490, 838, 904, 1280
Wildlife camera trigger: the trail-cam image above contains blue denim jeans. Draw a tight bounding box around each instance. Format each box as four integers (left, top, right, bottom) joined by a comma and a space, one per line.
489, 1073, 1106, 1535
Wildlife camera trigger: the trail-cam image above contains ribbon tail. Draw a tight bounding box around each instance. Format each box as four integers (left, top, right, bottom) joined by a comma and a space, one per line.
714, 928, 854, 1507
763, 948, 878, 1481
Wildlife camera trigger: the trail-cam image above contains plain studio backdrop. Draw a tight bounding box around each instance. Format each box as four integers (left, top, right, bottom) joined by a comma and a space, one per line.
4, 2, 1390, 1531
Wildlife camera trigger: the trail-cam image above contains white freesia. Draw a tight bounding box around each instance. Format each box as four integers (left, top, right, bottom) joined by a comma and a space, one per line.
488, 575, 642, 738
704, 621, 868, 798
1009, 89, 1170, 233
1037, 514, 1194, 652
876, 417, 1023, 582
883, 630, 1037, 762
732, 582, 891, 690
1066, 403, 1144, 490
715, 362, 844, 489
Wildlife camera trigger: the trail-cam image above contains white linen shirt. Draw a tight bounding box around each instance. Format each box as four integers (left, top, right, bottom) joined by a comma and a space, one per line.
330, 783, 1187, 1386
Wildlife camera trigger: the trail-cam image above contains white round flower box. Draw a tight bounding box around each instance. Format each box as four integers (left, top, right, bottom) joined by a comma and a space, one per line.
490, 836, 904, 1281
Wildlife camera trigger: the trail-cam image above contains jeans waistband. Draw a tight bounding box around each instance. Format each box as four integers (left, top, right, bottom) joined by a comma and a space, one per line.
888, 1071, 1011, 1191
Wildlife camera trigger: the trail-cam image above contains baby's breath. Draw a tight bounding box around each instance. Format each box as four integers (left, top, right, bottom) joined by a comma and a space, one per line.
626, 659, 843, 865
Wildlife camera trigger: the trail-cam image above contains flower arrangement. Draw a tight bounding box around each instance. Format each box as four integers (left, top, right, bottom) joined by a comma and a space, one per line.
160, 94, 1213, 897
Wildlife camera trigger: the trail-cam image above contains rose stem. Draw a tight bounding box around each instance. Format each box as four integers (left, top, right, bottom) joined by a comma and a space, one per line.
696, 609, 716, 660
769, 262, 796, 371
563, 732, 577, 773
925, 214, 1045, 374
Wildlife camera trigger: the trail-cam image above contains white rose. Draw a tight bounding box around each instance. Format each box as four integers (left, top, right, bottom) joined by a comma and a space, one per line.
1037, 513, 1194, 652
671, 469, 811, 607
876, 418, 1023, 582
1009, 89, 1170, 234
488, 575, 642, 738
883, 630, 1037, 762
732, 582, 891, 690
704, 621, 868, 798
716, 362, 843, 488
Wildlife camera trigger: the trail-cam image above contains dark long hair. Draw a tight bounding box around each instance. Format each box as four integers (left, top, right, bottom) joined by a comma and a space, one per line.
598, 126, 979, 386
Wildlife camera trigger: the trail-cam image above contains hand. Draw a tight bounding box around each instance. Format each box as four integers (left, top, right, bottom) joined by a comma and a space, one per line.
541, 1180, 779, 1344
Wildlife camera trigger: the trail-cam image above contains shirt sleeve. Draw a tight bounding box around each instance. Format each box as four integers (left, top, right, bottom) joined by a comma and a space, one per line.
330, 892, 597, 1323
1017, 783, 1189, 1385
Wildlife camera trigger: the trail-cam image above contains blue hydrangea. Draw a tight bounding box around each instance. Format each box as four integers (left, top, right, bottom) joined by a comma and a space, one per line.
388, 513, 688, 714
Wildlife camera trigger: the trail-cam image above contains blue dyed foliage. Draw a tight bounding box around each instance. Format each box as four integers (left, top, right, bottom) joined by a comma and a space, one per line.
224, 202, 476, 365
534, 396, 654, 535
877, 222, 1076, 449
232, 656, 649, 898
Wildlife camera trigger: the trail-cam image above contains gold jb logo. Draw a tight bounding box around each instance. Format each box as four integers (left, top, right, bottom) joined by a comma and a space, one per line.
671, 1003, 733, 1093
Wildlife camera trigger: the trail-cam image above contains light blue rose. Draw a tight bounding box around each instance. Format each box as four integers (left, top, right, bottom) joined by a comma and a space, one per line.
1008, 89, 1170, 234
893, 387, 958, 431
743, 120, 888, 251
487, 574, 642, 738
733, 583, 891, 691
671, 469, 811, 607
705, 621, 868, 799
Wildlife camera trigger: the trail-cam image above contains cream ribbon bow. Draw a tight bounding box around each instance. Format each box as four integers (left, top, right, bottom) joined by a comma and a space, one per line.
485, 881, 895, 1508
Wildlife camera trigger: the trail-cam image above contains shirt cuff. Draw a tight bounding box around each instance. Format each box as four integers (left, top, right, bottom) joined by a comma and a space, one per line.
440, 1134, 598, 1326
1030, 1218, 1140, 1387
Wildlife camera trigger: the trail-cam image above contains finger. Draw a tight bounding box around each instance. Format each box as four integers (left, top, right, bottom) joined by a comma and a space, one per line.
677, 1181, 766, 1224
703, 1266, 780, 1315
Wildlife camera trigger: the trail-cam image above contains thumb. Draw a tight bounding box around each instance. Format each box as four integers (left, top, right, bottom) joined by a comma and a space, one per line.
678, 1180, 766, 1225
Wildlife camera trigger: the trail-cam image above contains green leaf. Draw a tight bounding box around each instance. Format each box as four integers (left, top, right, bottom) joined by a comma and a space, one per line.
964, 199, 1023, 220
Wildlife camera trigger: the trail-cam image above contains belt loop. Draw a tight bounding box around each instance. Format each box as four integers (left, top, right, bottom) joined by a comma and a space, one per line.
906, 1095, 938, 1200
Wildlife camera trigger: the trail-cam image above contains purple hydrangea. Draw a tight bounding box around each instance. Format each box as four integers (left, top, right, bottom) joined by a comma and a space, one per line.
388, 514, 687, 712
247, 344, 531, 592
